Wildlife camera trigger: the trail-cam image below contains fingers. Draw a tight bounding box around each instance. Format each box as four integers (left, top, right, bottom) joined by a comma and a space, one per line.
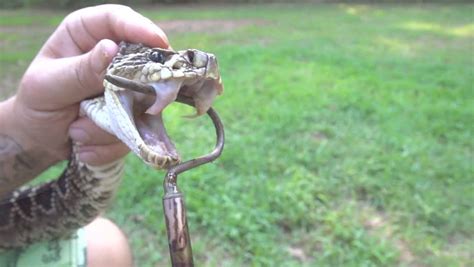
43, 4, 168, 58
69, 117, 129, 165
69, 117, 119, 145
76, 142, 129, 166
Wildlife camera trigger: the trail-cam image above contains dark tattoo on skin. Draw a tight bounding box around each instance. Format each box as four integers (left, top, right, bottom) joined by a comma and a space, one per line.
0, 134, 39, 196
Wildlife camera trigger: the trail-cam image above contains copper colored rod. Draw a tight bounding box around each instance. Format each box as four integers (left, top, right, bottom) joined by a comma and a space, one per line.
163, 177, 194, 267
104, 74, 155, 95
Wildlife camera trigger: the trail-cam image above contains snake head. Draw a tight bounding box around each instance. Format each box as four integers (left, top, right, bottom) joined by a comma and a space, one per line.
103, 42, 223, 169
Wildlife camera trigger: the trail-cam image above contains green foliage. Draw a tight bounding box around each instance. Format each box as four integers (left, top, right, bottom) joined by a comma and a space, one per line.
2, 0, 473, 10
1, 3, 473, 266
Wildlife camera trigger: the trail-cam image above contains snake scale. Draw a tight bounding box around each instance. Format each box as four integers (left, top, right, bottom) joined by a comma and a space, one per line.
0, 42, 223, 249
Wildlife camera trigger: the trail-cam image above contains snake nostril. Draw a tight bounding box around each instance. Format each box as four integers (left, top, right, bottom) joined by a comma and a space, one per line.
188, 50, 195, 64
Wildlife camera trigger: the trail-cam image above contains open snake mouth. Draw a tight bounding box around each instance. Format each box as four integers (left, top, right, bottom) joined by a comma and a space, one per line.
114, 83, 180, 163
107, 73, 221, 169
109, 79, 182, 169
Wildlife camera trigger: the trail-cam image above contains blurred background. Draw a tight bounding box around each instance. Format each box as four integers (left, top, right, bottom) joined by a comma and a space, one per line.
1, 1, 472, 266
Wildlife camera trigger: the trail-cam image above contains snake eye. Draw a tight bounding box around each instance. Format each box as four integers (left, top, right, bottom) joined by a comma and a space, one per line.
149, 51, 165, 63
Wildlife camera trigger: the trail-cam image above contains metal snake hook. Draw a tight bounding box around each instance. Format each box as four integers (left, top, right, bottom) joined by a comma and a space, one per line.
105, 74, 225, 267
162, 106, 224, 267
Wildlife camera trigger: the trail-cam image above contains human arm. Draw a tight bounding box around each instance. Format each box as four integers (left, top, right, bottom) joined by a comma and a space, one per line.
0, 97, 56, 195
0, 4, 169, 196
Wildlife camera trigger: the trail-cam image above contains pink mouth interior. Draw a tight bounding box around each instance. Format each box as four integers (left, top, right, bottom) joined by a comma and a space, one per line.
145, 80, 183, 115
116, 83, 182, 159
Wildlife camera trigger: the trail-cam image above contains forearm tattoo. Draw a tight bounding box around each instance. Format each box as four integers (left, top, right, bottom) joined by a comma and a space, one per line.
0, 134, 45, 196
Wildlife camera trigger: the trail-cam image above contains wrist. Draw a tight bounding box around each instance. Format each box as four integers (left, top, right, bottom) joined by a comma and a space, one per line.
3, 95, 71, 160
0, 96, 42, 151
0, 97, 62, 195
0, 97, 20, 141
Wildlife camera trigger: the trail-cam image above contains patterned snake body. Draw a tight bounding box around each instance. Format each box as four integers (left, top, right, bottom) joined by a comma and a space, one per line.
0, 42, 223, 249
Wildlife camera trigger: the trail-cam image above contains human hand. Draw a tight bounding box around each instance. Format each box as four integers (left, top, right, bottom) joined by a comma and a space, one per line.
12, 4, 169, 166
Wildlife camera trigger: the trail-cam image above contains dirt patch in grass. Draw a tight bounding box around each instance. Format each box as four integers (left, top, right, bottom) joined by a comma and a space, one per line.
155, 19, 265, 34
359, 204, 424, 267
311, 132, 328, 142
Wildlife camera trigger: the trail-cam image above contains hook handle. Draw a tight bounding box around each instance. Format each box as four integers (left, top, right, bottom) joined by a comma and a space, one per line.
163, 184, 194, 267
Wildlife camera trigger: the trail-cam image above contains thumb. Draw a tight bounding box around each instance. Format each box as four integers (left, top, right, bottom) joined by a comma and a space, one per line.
22, 39, 119, 108
62, 39, 119, 103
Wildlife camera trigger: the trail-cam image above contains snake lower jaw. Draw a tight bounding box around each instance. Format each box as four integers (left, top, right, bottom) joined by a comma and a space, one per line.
138, 143, 180, 169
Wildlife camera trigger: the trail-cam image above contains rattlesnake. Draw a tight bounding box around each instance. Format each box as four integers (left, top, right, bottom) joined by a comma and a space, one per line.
0, 42, 223, 249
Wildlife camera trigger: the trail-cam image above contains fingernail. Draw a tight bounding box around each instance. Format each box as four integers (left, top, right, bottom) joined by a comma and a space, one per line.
95, 39, 118, 73
70, 128, 90, 143
100, 39, 119, 59
78, 151, 97, 165
155, 28, 169, 48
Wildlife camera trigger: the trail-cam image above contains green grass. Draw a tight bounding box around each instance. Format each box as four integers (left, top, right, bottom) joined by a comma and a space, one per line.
1, 3, 473, 266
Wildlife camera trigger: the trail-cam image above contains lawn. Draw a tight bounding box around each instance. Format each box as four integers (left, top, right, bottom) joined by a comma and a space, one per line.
1, 3, 473, 266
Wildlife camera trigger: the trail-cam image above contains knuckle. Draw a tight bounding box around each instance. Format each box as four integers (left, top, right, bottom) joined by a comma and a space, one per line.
75, 59, 90, 91
104, 4, 134, 15
19, 71, 35, 91
63, 9, 82, 24
76, 54, 101, 92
